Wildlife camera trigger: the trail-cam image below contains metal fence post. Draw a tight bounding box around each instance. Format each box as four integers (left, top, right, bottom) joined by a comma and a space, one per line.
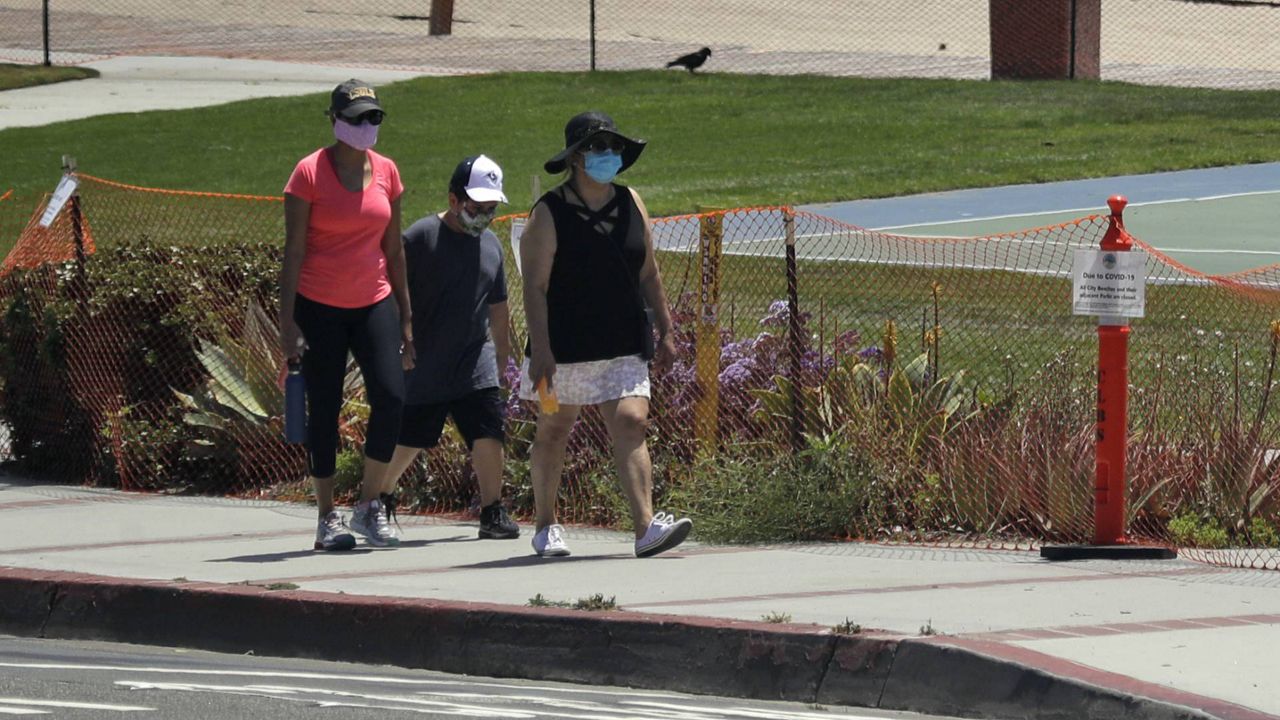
589, 0, 597, 71
42, 0, 51, 66
784, 208, 803, 453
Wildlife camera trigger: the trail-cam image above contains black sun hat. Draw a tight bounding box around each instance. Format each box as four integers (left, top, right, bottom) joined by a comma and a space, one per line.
543, 111, 646, 175
329, 79, 384, 120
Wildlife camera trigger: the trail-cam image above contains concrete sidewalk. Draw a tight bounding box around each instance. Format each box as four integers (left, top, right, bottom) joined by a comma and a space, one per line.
0, 56, 432, 130
0, 479, 1276, 720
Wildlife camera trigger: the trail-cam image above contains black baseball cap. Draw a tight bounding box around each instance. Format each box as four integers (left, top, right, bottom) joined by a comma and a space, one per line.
329, 79, 384, 120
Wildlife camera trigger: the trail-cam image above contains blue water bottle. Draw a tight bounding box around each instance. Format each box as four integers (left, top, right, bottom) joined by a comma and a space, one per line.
284, 358, 307, 444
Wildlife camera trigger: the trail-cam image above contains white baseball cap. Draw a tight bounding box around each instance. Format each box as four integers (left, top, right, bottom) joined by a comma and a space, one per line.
449, 154, 508, 204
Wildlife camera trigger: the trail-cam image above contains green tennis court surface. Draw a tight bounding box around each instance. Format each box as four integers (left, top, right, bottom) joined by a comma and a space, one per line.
802, 163, 1280, 276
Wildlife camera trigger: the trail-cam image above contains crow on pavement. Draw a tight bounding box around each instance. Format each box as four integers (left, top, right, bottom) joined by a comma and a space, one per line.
666, 47, 712, 73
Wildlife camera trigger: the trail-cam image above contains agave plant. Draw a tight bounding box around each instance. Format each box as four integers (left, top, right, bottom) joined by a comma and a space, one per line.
754, 347, 983, 458
172, 300, 282, 455
173, 300, 369, 458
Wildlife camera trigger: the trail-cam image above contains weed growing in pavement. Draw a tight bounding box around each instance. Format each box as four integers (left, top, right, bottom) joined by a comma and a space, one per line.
573, 594, 618, 611
832, 618, 863, 635
761, 611, 792, 624
919, 620, 937, 636
527, 593, 618, 611
263, 582, 299, 591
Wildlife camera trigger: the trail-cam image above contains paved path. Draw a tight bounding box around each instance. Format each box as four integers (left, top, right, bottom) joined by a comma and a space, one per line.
0, 56, 428, 130
0, 480, 1276, 720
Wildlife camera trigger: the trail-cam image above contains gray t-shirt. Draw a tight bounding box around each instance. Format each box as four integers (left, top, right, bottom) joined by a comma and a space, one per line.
402, 214, 508, 404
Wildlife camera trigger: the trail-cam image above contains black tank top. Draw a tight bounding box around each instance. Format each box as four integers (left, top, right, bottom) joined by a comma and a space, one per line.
529, 183, 647, 363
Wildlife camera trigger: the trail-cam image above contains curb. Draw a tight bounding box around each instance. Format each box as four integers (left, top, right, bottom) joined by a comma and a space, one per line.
0, 568, 1221, 720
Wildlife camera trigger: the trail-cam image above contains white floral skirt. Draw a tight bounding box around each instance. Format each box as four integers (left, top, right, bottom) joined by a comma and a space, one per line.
518, 354, 650, 406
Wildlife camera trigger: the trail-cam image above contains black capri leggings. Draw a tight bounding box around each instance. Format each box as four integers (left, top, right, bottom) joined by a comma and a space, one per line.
294, 293, 405, 478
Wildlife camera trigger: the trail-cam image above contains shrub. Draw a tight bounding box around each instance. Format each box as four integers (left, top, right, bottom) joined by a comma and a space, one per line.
0, 237, 281, 488
665, 438, 885, 544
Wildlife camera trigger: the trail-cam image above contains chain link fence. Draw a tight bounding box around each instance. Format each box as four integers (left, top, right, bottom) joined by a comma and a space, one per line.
1, 1, 1279, 89
2, 173, 1279, 567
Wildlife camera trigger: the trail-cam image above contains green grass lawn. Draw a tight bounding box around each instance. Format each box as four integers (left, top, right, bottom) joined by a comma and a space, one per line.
2, 71, 1280, 225
0, 62, 98, 91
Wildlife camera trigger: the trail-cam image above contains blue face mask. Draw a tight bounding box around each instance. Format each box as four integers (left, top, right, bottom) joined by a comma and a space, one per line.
583, 150, 623, 184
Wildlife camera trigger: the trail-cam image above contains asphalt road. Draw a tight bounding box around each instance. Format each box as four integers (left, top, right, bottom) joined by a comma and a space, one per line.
0, 635, 967, 719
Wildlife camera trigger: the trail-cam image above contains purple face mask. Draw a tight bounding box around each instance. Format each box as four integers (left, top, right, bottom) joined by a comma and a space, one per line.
333, 119, 379, 151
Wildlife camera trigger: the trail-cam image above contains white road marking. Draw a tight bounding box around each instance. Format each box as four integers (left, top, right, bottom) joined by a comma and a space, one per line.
0, 662, 684, 697
112, 680, 825, 719
7, 661, 883, 719
0, 698, 152, 711
0, 709, 49, 716
116, 681, 534, 717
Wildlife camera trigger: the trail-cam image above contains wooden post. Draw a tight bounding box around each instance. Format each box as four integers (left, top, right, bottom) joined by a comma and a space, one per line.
429, 0, 454, 36
61, 156, 85, 267
694, 210, 723, 455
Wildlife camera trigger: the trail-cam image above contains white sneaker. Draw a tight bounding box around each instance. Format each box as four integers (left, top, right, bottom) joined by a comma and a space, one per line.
314, 511, 356, 551
635, 512, 692, 558
532, 524, 571, 557
349, 498, 400, 547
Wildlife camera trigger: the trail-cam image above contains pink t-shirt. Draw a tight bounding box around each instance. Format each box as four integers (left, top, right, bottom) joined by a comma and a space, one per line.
284, 148, 404, 308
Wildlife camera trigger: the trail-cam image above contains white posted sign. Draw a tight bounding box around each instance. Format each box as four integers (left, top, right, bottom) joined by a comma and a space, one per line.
38, 174, 79, 228
510, 218, 525, 276
1072, 249, 1147, 318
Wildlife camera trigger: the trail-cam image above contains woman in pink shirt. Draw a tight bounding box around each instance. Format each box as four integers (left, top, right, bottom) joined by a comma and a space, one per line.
280, 79, 413, 551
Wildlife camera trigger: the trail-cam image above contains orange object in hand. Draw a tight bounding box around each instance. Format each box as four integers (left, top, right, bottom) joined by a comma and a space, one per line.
537, 378, 559, 415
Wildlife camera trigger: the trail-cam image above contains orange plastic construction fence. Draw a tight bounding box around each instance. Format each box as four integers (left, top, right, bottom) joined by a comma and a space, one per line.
2, 174, 1279, 569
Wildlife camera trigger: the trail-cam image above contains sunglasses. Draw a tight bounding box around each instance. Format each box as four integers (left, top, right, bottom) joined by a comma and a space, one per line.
463, 200, 499, 216
341, 110, 384, 126
583, 136, 625, 153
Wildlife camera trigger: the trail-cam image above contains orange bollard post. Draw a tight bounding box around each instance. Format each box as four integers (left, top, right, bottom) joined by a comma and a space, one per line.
1042, 196, 1175, 561
1094, 195, 1131, 545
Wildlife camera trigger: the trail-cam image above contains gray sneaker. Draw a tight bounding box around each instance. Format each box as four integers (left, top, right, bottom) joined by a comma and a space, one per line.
314, 511, 356, 551
349, 498, 400, 547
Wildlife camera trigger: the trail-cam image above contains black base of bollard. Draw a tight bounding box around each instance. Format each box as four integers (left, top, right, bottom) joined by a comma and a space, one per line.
1040, 545, 1177, 561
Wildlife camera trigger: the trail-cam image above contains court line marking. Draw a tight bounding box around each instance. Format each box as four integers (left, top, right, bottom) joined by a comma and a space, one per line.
872, 189, 1280, 233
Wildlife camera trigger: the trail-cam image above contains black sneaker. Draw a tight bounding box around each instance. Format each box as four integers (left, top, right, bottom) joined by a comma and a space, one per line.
479, 501, 520, 539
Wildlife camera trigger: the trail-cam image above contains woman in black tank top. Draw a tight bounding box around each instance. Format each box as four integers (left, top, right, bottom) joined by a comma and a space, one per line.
517, 111, 692, 559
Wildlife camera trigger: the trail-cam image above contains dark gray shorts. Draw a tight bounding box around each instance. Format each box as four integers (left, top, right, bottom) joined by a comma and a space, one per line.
398, 387, 505, 450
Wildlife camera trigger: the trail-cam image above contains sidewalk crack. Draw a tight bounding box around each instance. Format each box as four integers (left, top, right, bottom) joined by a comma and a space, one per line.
38, 584, 60, 638
875, 639, 901, 708
812, 635, 838, 704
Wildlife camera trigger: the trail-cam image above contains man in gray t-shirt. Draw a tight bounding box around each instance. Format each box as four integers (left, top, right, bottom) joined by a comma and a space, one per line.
385, 155, 519, 540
